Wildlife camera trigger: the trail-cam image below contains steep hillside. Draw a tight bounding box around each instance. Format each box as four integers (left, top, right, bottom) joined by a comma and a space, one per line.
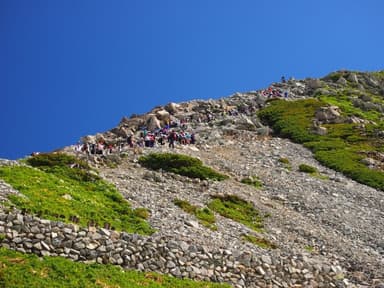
1, 70, 384, 288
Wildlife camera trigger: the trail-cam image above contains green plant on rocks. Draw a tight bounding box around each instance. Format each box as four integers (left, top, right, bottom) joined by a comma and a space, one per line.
241, 234, 277, 249
240, 175, 263, 189
298, 164, 318, 174
0, 153, 154, 235
208, 194, 264, 232
173, 199, 217, 230
278, 157, 292, 170
0, 247, 230, 288
258, 98, 384, 190
139, 153, 228, 181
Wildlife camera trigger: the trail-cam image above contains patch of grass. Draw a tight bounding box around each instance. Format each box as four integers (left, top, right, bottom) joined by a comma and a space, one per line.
242, 234, 277, 249
26, 153, 100, 182
304, 245, 315, 253
278, 158, 290, 164
278, 158, 292, 170
173, 199, 217, 230
133, 208, 151, 220
240, 176, 263, 189
298, 164, 328, 180
319, 94, 380, 122
0, 155, 154, 235
298, 164, 317, 174
0, 247, 230, 288
139, 153, 228, 181
258, 98, 384, 190
258, 99, 323, 143
371, 70, 384, 80
208, 195, 264, 232
195, 208, 217, 231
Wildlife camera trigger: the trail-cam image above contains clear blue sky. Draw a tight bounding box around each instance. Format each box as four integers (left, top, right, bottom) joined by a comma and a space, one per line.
1, 0, 383, 159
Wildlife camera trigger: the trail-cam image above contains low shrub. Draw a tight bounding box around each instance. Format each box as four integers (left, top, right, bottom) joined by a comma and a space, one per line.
278, 158, 290, 164
139, 153, 228, 181
298, 164, 318, 174
240, 176, 263, 189
173, 199, 217, 230
242, 234, 277, 249
133, 208, 151, 219
0, 165, 154, 235
0, 247, 230, 288
278, 158, 291, 170
26, 153, 100, 182
208, 195, 264, 232
257, 98, 384, 190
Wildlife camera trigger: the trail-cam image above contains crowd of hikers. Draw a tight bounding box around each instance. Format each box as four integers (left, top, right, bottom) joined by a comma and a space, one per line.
260, 86, 289, 99
73, 82, 291, 156
74, 123, 197, 156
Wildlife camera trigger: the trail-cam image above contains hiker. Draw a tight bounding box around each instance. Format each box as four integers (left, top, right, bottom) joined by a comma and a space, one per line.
168, 130, 177, 148
127, 134, 133, 147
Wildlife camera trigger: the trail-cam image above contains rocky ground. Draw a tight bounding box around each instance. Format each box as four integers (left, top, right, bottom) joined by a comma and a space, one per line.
98, 130, 384, 287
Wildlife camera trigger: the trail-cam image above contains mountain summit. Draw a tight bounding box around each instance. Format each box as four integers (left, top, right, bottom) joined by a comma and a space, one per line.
1, 70, 384, 288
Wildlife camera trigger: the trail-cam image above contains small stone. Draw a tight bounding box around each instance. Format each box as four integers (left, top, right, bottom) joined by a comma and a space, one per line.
166, 261, 176, 269
261, 255, 272, 265
256, 266, 265, 275
86, 243, 98, 250
41, 241, 51, 250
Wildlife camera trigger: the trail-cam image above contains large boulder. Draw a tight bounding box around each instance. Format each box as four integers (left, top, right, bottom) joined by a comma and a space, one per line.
81, 135, 96, 144
336, 77, 347, 85
110, 127, 129, 138
315, 106, 343, 124
146, 115, 161, 131
165, 102, 180, 114
347, 73, 359, 83
233, 115, 256, 131
156, 109, 170, 121
307, 79, 323, 90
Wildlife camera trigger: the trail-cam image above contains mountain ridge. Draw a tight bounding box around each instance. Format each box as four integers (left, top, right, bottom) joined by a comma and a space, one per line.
1, 70, 384, 288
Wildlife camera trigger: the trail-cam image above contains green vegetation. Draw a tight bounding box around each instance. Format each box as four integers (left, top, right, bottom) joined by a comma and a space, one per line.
208, 195, 264, 232
139, 153, 228, 181
173, 199, 217, 230
372, 70, 384, 80
298, 164, 318, 174
26, 152, 100, 182
304, 245, 315, 253
258, 99, 384, 190
278, 157, 291, 170
0, 248, 230, 288
0, 153, 154, 235
298, 164, 328, 180
258, 99, 323, 143
241, 234, 277, 249
240, 176, 263, 189
278, 158, 290, 164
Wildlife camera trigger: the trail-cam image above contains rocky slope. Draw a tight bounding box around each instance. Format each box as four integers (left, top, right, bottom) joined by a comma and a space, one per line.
1, 70, 384, 287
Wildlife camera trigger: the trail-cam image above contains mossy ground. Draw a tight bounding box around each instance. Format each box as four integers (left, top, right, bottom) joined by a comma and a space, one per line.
0, 248, 230, 288
208, 195, 265, 232
241, 234, 277, 249
0, 153, 154, 234
173, 199, 217, 230
258, 98, 384, 190
240, 176, 263, 189
138, 153, 228, 181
